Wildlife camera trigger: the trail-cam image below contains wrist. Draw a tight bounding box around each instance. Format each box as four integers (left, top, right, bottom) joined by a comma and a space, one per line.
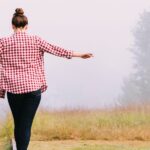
73, 52, 82, 57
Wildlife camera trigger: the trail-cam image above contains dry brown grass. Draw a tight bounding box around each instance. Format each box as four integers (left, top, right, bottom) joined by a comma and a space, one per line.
30, 104, 150, 141
2, 104, 150, 141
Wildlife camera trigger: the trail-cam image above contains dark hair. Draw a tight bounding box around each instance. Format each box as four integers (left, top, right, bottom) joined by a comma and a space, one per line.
12, 8, 28, 28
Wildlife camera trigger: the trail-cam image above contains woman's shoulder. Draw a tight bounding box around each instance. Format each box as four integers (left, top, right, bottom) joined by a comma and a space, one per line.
0, 33, 43, 44
0, 34, 14, 43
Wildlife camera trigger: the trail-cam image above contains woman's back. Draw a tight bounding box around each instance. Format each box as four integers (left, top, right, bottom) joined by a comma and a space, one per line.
1, 32, 43, 70
0, 31, 73, 98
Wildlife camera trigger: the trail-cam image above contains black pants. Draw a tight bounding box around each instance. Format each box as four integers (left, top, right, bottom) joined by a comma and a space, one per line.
7, 88, 41, 150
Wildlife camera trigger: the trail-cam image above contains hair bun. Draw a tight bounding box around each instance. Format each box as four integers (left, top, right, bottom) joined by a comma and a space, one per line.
14, 8, 24, 16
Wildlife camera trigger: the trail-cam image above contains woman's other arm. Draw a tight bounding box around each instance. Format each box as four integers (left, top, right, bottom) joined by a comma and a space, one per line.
0, 40, 6, 99
37, 36, 94, 59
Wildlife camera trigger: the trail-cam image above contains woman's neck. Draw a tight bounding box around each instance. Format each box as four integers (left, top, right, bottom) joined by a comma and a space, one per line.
14, 28, 26, 33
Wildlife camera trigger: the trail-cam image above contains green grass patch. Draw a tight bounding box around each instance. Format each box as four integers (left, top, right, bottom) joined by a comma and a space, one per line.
0, 139, 12, 150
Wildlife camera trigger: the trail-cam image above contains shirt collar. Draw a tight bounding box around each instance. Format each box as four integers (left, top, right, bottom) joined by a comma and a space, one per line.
13, 31, 27, 36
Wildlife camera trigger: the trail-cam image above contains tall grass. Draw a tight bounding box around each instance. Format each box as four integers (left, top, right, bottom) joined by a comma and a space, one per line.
31, 104, 150, 141
1, 104, 150, 141
0, 112, 13, 140
0, 112, 13, 150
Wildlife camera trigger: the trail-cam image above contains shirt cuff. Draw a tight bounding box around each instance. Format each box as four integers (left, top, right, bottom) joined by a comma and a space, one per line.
0, 89, 5, 99
66, 50, 73, 59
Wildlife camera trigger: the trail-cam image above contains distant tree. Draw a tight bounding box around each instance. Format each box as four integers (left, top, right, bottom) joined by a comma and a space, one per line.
118, 11, 150, 105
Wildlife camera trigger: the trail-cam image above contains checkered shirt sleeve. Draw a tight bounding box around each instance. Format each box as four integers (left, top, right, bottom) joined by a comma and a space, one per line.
0, 40, 5, 98
36, 36, 73, 59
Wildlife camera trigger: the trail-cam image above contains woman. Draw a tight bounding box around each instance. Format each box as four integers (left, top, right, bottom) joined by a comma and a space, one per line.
0, 8, 93, 150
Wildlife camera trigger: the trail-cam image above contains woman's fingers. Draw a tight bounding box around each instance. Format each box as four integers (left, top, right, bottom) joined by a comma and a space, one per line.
81, 53, 94, 59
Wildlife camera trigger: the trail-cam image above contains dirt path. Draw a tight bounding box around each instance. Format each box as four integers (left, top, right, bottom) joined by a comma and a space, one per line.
28, 140, 150, 150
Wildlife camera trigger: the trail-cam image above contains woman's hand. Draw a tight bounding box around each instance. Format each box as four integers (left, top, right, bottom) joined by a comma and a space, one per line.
72, 52, 94, 59
80, 53, 93, 59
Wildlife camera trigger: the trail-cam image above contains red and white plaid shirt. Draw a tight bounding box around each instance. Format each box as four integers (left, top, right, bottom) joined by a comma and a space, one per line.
0, 31, 73, 99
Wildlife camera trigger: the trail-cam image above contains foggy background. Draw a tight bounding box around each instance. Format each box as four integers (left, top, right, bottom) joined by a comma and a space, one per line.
0, 0, 150, 115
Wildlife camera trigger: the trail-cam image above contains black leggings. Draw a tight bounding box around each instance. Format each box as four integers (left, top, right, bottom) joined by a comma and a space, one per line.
7, 88, 41, 150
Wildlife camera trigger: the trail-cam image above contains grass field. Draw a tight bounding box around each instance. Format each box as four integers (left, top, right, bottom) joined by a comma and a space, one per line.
30, 104, 150, 141
28, 140, 150, 150
0, 139, 12, 150
1, 104, 150, 149
1, 140, 150, 150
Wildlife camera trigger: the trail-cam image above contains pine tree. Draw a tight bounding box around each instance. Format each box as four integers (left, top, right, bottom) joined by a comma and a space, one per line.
119, 11, 150, 105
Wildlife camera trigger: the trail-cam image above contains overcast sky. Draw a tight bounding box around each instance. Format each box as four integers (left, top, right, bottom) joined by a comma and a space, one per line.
0, 0, 150, 112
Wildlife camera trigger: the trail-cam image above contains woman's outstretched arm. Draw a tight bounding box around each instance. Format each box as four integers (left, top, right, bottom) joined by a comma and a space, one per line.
72, 52, 94, 59
37, 36, 94, 59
